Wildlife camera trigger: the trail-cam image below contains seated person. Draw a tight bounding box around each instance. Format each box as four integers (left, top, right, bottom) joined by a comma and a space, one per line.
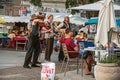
58, 28, 79, 58
58, 28, 95, 75
8, 29, 16, 39
83, 51, 96, 75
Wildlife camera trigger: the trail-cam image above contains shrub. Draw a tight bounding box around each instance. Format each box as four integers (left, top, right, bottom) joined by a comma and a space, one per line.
100, 54, 120, 66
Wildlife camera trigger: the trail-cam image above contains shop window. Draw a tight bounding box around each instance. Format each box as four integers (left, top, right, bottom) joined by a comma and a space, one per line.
6, 0, 13, 2
0, 5, 4, 9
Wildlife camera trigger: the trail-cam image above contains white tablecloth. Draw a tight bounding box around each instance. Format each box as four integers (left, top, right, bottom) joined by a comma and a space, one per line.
95, 50, 108, 62
84, 48, 108, 63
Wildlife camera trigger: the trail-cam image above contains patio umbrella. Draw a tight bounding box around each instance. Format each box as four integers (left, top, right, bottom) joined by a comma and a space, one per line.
95, 0, 116, 46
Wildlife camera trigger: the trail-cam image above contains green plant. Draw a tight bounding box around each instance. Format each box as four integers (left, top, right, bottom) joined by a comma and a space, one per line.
100, 55, 120, 66
30, 0, 42, 7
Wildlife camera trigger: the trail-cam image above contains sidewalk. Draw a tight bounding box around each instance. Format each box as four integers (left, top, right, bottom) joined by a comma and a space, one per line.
56, 70, 95, 80
0, 49, 95, 80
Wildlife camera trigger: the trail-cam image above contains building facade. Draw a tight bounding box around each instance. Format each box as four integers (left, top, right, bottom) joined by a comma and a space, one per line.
0, 0, 21, 16
41, 0, 66, 12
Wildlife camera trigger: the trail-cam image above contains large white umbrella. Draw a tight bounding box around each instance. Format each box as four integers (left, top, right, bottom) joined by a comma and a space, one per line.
95, 0, 116, 46
70, 0, 120, 11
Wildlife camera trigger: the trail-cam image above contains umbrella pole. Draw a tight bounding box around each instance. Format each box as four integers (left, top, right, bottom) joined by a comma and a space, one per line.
108, 28, 113, 58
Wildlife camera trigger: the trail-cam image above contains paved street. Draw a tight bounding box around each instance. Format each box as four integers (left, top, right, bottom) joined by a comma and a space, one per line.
0, 50, 25, 69
0, 49, 58, 69
0, 49, 95, 80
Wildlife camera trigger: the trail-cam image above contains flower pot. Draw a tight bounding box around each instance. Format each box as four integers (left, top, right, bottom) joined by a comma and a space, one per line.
94, 63, 120, 80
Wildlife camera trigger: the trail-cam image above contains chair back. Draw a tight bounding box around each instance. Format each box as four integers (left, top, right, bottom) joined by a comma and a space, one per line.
78, 42, 84, 50
62, 43, 70, 60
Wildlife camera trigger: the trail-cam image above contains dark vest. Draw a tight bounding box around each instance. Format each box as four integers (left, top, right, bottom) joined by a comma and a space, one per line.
30, 23, 39, 37
61, 22, 70, 29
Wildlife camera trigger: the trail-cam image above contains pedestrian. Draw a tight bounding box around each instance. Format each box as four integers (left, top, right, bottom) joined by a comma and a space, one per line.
23, 14, 43, 68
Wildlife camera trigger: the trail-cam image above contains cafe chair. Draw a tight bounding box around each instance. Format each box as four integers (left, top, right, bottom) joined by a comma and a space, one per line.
60, 43, 80, 76
16, 40, 27, 51
78, 41, 95, 77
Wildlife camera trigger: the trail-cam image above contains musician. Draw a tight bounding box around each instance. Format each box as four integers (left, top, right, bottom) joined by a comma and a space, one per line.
27, 14, 36, 37
23, 14, 44, 68
56, 16, 71, 35
43, 14, 54, 61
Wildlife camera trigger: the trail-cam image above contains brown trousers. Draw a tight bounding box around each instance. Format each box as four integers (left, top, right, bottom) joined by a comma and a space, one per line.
45, 38, 54, 61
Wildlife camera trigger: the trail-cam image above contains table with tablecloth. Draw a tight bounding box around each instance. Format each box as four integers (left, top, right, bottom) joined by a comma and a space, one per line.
77, 41, 94, 48
10, 36, 27, 47
77, 41, 108, 63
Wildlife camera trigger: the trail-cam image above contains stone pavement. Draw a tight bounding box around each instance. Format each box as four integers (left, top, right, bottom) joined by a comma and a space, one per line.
56, 70, 95, 80
0, 49, 95, 80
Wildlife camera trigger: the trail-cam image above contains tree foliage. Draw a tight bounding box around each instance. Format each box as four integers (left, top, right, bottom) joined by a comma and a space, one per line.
65, 0, 99, 16
30, 0, 42, 7
65, 0, 80, 14
66, 0, 99, 8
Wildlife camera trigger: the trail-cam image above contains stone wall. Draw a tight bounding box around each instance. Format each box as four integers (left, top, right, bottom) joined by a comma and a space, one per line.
0, 0, 21, 16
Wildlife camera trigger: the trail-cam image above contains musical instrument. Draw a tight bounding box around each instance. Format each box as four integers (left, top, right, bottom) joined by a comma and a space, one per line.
38, 21, 51, 30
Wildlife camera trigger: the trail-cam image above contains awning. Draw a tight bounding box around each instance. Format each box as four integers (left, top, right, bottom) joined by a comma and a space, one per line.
0, 15, 30, 23
85, 18, 120, 26
0, 19, 5, 23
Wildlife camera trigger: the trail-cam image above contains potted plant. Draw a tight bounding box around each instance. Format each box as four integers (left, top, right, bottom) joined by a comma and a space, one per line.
94, 55, 120, 80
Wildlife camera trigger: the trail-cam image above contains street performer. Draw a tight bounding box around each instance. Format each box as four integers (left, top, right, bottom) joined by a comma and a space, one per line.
44, 14, 54, 61
23, 14, 45, 68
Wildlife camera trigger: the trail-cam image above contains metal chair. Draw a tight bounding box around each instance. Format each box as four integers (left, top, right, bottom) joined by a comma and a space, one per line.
16, 40, 27, 51
60, 43, 79, 76
78, 41, 96, 77
77, 42, 85, 76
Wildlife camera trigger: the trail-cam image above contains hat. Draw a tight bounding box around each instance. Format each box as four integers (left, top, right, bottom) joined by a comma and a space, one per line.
47, 14, 53, 19
37, 14, 44, 20
30, 14, 37, 21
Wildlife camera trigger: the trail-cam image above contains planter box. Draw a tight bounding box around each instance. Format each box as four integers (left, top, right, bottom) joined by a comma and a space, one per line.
94, 63, 120, 80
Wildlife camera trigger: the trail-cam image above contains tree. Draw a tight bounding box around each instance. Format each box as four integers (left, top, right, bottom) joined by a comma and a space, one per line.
65, 0, 99, 18
65, 0, 80, 14
66, 0, 98, 8
114, 0, 120, 5
30, 0, 42, 7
